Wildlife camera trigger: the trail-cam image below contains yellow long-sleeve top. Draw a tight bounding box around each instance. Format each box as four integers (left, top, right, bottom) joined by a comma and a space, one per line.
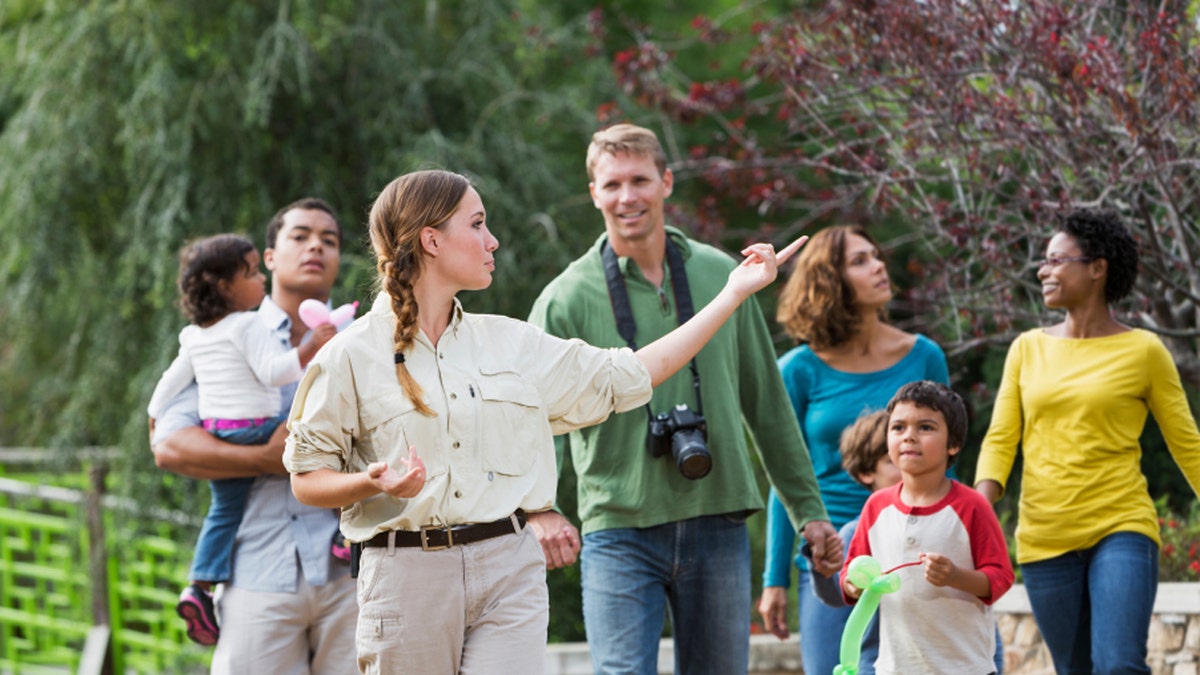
977, 328, 1200, 564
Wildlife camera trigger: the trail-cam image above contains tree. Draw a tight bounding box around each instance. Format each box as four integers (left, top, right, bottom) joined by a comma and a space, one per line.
1, 0, 636, 644
601, 0, 1200, 388
0, 0, 615, 449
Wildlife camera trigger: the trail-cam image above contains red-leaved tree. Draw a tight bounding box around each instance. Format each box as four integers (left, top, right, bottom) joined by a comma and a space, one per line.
602, 0, 1200, 387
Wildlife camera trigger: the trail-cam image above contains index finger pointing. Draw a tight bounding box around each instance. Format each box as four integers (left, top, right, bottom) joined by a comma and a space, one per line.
776, 235, 809, 265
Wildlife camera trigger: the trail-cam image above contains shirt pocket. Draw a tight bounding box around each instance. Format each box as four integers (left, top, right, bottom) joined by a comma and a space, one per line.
476, 367, 546, 476
358, 391, 448, 479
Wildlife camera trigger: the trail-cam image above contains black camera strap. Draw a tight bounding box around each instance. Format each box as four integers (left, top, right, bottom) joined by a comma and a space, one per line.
600, 237, 704, 415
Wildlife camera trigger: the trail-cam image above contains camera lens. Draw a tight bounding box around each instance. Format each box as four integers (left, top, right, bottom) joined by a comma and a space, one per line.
672, 428, 711, 479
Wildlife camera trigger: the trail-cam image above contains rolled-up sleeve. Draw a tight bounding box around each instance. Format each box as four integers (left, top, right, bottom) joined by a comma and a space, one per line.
284, 361, 356, 474
534, 334, 651, 435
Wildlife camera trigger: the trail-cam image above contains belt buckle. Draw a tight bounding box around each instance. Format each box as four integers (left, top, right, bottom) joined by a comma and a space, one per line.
420, 524, 452, 551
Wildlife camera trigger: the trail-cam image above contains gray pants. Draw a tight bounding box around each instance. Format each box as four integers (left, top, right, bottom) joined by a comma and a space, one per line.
355, 525, 548, 674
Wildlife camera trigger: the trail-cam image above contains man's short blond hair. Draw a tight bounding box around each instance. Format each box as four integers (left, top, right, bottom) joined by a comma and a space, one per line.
586, 124, 668, 181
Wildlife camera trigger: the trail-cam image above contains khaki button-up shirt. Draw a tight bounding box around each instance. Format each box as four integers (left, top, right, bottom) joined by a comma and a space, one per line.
284, 294, 651, 542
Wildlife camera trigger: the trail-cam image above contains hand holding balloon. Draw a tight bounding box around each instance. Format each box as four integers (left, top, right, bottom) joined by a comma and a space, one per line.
299, 298, 359, 331
835, 556, 903, 675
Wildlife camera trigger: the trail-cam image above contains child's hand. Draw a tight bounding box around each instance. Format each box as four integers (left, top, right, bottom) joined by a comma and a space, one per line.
801, 519, 842, 577
822, 530, 845, 573
310, 323, 337, 348
841, 575, 864, 601
920, 552, 958, 587
367, 446, 426, 499
297, 323, 338, 367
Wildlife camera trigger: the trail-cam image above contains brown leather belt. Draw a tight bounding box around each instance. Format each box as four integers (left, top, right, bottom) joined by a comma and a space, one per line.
361, 510, 527, 551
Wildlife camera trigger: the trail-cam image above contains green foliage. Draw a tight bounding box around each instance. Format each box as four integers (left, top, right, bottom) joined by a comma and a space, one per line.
0, 1, 626, 642
0, 0, 611, 478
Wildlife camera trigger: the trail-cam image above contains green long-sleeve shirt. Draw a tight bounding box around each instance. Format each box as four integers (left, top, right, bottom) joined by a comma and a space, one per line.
528, 227, 828, 535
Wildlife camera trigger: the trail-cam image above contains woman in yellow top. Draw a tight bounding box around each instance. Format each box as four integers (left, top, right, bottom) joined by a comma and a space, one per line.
281, 169, 806, 674
976, 208, 1200, 675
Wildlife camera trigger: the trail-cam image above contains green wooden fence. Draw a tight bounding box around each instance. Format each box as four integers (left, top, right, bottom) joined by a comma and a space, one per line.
0, 449, 211, 674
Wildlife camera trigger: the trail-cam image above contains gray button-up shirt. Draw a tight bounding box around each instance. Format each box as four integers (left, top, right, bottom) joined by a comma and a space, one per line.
152, 296, 345, 592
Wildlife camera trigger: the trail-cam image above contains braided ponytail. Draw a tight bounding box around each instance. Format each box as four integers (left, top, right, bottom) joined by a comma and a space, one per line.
379, 253, 434, 415
368, 170, 472, 416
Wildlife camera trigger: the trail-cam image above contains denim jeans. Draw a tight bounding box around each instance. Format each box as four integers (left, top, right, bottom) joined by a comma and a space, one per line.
189, 417, 284, 583
1020, 531, 1157, 675
581, 514, 751, 675
797, 571, 858, 675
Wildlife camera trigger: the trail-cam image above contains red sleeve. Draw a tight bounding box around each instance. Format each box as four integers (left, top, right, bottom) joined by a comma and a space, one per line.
954, 483, 1014, 605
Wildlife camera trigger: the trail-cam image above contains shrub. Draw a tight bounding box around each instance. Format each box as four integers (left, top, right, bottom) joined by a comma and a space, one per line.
1157, 499, 1200, 582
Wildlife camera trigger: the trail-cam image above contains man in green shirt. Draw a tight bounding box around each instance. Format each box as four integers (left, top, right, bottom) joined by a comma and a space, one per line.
528, 124, 839, 675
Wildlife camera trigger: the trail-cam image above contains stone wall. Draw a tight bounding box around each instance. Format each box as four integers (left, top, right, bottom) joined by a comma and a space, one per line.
544, 583, 1200, 675
998, 583, 1200, 675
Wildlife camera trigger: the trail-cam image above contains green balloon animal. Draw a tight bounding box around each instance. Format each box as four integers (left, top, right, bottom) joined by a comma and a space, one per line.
833, 555, 904, 675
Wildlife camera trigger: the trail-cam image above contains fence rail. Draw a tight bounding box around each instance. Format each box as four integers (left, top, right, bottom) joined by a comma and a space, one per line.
0, 448, 210, 674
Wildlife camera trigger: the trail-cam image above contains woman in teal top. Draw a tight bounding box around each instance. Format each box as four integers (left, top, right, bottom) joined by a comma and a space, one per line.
758, 225, 948, 675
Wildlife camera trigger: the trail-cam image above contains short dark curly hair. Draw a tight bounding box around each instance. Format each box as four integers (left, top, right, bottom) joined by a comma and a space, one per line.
178, 233, 256, 325
1055, 208, 1138, 304
886, 380, 968, 466
265, 197, 342, 249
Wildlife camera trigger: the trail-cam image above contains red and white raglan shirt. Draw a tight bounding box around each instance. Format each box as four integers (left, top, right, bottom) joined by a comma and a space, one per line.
842, 481, 1014, 675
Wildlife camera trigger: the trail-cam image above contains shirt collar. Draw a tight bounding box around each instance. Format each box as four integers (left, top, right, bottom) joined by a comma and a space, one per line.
370, 292, 465, 333
593, 225, 694, 277
257, 295, 292, 334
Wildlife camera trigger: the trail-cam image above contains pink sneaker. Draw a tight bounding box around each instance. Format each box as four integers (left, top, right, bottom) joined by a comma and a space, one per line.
176, 584, 219, 646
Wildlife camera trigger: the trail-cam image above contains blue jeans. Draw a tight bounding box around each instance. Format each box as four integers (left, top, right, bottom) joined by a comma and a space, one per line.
189, 417, 284, 583
797, 571, 857, 675
581, 514, 751, 675
1020, 531, 1157, 675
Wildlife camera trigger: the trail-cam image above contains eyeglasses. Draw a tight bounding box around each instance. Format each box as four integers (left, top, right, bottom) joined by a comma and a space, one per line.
1037, 256, 1093, 269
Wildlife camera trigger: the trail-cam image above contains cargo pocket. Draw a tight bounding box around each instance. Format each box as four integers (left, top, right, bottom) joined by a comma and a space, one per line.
359, 392, 447, 479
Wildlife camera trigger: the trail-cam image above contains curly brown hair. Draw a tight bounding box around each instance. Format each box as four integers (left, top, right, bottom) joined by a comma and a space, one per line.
368, 170, 472, 416
177, 234, 256, 326
776, 225, 886, 349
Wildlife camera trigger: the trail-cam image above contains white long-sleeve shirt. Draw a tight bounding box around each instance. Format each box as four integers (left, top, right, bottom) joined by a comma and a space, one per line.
146, 311, 302, 421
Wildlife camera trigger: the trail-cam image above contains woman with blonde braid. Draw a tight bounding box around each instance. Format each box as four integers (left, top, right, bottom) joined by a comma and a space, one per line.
282, 169, 806, 674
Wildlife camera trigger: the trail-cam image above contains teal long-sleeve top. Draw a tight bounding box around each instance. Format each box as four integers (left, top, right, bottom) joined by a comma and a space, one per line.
762, 336, 948, 587
528, 227, 828, 535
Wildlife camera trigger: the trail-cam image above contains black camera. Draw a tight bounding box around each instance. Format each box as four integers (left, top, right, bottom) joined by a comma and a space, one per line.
647, 404, 711, 479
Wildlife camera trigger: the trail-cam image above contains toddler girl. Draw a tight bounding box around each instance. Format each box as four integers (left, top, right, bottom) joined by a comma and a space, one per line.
147, 233, 335, 645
